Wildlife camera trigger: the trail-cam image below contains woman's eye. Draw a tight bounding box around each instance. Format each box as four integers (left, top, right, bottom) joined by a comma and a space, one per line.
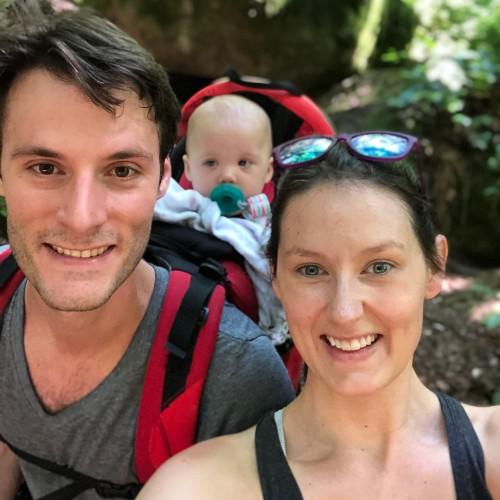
113, 165, 135, 178
32, 163, 58, 175
366, 261, 393, 275
298, 264, 323, 277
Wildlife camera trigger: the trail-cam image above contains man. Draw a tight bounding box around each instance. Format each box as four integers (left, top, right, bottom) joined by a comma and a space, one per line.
0, 1, 294, 498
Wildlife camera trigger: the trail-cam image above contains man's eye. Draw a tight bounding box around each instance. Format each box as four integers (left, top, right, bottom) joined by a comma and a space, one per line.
366, 261, 393, 275
298, 264, 323, 277
113, 166, 134, 178
32, 163, 58, 175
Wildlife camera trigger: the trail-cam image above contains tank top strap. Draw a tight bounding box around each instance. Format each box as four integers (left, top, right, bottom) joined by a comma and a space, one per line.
255, 412, 303, 500
436, 391, 492, 500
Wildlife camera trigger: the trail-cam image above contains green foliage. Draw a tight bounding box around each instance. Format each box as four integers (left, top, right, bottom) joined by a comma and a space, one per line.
482, 312, 500, 330
381, 0, 500, 197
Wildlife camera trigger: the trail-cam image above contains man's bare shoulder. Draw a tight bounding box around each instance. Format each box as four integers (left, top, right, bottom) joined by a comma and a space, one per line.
464, 403, 500, 496
138, 427, 262, 500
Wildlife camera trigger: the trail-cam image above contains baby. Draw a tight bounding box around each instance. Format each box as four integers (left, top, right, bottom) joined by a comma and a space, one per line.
155, 95, 287, 344
183, 94, 274, 216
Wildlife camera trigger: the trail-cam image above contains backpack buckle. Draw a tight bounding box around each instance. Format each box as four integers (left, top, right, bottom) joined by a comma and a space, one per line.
199, 258, 227, 282
95, 480, 139, 498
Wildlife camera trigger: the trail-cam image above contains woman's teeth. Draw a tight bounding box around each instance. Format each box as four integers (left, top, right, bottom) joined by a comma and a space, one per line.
325, 334, 378, 351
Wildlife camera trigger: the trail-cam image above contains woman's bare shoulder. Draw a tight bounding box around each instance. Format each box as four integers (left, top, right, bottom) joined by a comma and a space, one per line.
137, 427, 261, 499
464, 403, 500, 497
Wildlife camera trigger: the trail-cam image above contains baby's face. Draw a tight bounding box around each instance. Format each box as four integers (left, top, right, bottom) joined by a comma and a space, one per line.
183, 119, 273, 199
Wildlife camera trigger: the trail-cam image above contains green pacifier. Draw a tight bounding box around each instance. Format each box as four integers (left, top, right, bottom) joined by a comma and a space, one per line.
209, 183, 246, 216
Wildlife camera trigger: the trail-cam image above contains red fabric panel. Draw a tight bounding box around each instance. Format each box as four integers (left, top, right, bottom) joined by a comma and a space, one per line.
281, 344, 304, 394
135, 272, 225, 483
178, 80, 334, 140
134, 271, 191, 483
222, 260, 259, 323
0, 250, 25, 313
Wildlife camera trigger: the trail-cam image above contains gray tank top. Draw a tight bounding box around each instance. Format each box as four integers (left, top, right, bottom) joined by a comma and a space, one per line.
256, 393, 493, 500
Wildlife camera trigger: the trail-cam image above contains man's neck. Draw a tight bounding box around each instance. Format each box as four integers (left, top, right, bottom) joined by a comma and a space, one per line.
23, 260, 156, 355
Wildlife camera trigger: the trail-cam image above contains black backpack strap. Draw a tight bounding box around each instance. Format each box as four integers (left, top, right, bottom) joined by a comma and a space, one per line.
0, 252, 19, 287
1, 433, 140, 499
162, 258, 227, 406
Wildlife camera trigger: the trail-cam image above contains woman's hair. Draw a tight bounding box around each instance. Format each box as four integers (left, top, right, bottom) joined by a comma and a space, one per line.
0, 0, 180, 170
268, 142, 443, 273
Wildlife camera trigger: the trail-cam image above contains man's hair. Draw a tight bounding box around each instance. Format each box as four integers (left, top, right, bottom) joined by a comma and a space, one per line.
0, 0, 180, 169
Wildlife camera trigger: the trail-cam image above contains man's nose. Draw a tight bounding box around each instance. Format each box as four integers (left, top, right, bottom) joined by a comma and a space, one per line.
56, 173, 107, 233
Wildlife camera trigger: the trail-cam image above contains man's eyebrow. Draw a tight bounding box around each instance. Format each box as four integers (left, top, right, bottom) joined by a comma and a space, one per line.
106, 149, 154, 161
10, 146, 61, 159
10, 147, 154, 161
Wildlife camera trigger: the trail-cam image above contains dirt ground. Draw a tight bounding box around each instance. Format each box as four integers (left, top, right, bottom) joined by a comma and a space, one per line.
415, 266, 500, 405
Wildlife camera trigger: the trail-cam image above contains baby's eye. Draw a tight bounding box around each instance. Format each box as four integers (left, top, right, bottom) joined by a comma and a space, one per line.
31, 163, 60, 175
366, 261, 393, 275
298, 264, 324, 277
204, 159, 217, 167
238, 159, 250, 167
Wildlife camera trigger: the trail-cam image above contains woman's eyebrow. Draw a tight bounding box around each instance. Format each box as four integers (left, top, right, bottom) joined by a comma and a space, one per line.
362, 240, 406, 253
283, 241, 406, 258
283, 247, 324, 258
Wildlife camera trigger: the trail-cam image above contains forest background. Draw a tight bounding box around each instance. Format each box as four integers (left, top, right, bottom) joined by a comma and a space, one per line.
1, 0, 499, 404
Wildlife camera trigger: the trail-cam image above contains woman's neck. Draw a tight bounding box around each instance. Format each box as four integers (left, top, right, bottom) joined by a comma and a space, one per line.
285, 369, 440, 463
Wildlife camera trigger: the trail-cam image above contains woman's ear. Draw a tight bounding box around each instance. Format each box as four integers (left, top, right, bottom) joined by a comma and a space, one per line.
425, 234, 448, 299
271, 266, 282, 301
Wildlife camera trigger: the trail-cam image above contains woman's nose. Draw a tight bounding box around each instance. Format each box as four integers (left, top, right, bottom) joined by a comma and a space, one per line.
329, 278, 363, 324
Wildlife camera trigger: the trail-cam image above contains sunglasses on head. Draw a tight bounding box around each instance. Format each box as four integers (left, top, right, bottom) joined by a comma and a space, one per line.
272, 131, 420, 170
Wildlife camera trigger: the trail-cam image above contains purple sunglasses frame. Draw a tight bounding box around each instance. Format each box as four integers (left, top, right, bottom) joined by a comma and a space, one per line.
272, 131, 420, 170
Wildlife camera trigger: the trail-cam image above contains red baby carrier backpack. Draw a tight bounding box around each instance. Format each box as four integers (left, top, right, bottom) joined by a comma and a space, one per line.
165, 70, 334, 391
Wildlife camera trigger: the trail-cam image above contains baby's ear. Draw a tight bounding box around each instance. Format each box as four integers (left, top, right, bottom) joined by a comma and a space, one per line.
425, 234, 449, 299
183, 154, 192, 182
264, 156, 274, 183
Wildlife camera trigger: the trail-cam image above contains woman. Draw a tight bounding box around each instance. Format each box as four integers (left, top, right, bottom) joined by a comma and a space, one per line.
138, 132, 500, 499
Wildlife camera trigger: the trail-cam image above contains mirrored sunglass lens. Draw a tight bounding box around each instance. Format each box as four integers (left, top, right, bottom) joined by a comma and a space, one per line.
278, 137, 333, 165
351, 133, 409, 159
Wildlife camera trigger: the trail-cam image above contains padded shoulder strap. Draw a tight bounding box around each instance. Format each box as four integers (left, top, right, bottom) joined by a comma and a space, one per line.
0, 250, 24, 315
135, 264, 225, 483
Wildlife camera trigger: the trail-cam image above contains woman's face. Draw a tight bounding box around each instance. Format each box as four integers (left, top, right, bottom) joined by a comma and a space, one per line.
272, 181, 446, 396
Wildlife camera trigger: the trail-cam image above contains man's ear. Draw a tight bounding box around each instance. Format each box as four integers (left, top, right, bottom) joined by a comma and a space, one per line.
183, 154, 192, 182
157, 157, 171, 199
264, 156, 274, 184
425, 234, 449, 299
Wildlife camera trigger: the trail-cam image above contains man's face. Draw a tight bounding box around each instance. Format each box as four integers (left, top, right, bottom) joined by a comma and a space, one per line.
0, 68, 170, 311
